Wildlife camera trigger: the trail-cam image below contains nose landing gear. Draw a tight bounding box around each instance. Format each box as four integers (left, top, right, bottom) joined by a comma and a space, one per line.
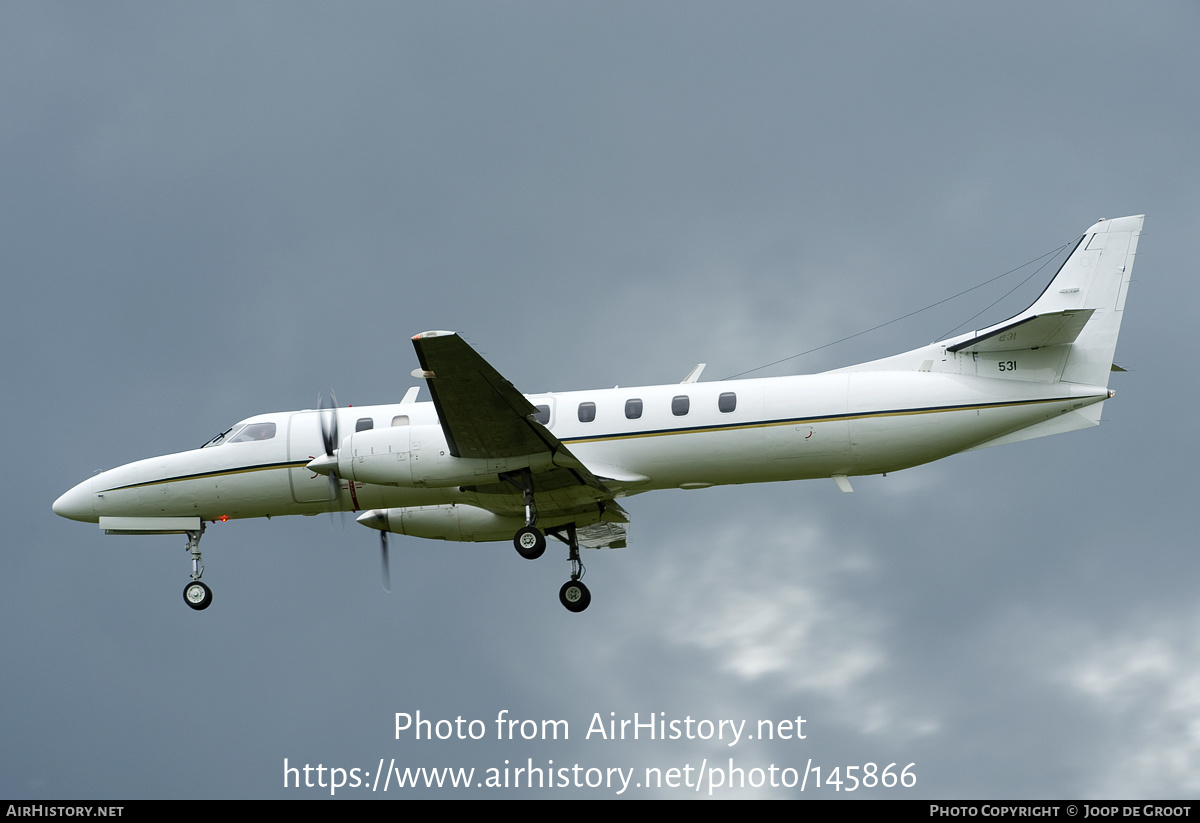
181, 526, 212, 611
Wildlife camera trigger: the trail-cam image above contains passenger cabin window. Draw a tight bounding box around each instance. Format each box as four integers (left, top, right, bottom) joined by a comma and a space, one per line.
391, 415, 410, 427
672, 395, 690, 416
578, 402, 596, 423
356, 418, 373, 432
533, 405, 550, 425
228, 422, 276, 443
625, 398, 643, 419
718, 392, 737, 413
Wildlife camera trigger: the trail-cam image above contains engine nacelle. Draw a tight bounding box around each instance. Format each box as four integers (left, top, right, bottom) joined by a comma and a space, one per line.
335, 424, 553, 488
362, 504, 524, 542
358, 503, 608, 543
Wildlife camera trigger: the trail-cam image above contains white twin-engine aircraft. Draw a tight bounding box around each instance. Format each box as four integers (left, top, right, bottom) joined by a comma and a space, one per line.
54, 215, 1143, 613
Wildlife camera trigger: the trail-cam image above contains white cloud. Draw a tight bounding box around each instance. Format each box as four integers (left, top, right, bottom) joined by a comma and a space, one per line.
1054, 613, 1200, 797
634, 514, 932, 736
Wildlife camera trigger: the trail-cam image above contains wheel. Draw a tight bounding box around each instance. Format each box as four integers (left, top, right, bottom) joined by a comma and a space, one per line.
183, 581, 213, 611
559, 579, 591, 613
514, 526, 546, 560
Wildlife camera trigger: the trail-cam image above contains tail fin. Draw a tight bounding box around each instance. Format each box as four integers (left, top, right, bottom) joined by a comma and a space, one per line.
946, 215, 1143, 387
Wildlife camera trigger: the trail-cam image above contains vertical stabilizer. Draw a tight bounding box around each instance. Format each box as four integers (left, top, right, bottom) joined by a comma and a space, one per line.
1026, 215, 1142, 386
826, 215, 1143, 387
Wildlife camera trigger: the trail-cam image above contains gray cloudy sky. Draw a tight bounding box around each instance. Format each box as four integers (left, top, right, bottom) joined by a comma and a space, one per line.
4, 1, 1198, 799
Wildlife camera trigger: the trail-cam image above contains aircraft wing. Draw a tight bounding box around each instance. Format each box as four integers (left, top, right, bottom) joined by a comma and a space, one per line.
411, 331, 628, 532
411, 330, 547, 458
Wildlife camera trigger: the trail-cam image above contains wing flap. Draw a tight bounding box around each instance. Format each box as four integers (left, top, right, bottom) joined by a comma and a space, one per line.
465, 469, 629, 515
578, 521, 628, 550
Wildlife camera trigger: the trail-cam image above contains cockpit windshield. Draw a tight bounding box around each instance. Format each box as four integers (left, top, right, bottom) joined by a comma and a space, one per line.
228, 422, 276, 442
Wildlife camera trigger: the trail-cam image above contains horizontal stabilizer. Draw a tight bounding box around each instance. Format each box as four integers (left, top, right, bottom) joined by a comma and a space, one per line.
946, 309, 1094, 353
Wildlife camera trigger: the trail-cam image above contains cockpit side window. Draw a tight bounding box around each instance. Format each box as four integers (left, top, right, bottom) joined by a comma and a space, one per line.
228, 422, 276, 443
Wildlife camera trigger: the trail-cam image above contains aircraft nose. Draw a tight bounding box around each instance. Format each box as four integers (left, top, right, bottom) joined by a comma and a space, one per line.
53, 478, 97, 522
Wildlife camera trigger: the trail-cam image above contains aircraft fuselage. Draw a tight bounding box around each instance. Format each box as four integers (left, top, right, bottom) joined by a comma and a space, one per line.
54, 369, 1107, 529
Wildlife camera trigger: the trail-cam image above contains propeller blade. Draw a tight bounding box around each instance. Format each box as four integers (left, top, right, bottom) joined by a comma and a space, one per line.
317, 390, 344, 524
328, 472, 342, 507
380, 531, 391, 594
318, 390, 339, 457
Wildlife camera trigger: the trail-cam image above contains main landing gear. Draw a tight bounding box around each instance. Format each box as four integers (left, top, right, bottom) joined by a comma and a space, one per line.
559, 578, 590, 613
551, 524, 590, 614
503, 469, 590, 613
514, 525, 546, 560
508, 468, 547, 559
511, 521, 591, 614
181, 525, 212, 611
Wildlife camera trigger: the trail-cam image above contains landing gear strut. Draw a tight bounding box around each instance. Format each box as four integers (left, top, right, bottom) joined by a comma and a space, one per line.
506, 468, 545, 559
548, 523, 590, 613
181, 525, 212, 611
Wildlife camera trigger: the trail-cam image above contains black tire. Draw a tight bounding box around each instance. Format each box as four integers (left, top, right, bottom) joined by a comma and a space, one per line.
514, 526, 546, 560
559, 579, 591, 613
183, 581, 213, 611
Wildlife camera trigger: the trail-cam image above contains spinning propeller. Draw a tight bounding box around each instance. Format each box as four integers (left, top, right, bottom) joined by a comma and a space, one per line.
380, 531, 391, 594
313, 392, 393, 594
316, 391, 343, 510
